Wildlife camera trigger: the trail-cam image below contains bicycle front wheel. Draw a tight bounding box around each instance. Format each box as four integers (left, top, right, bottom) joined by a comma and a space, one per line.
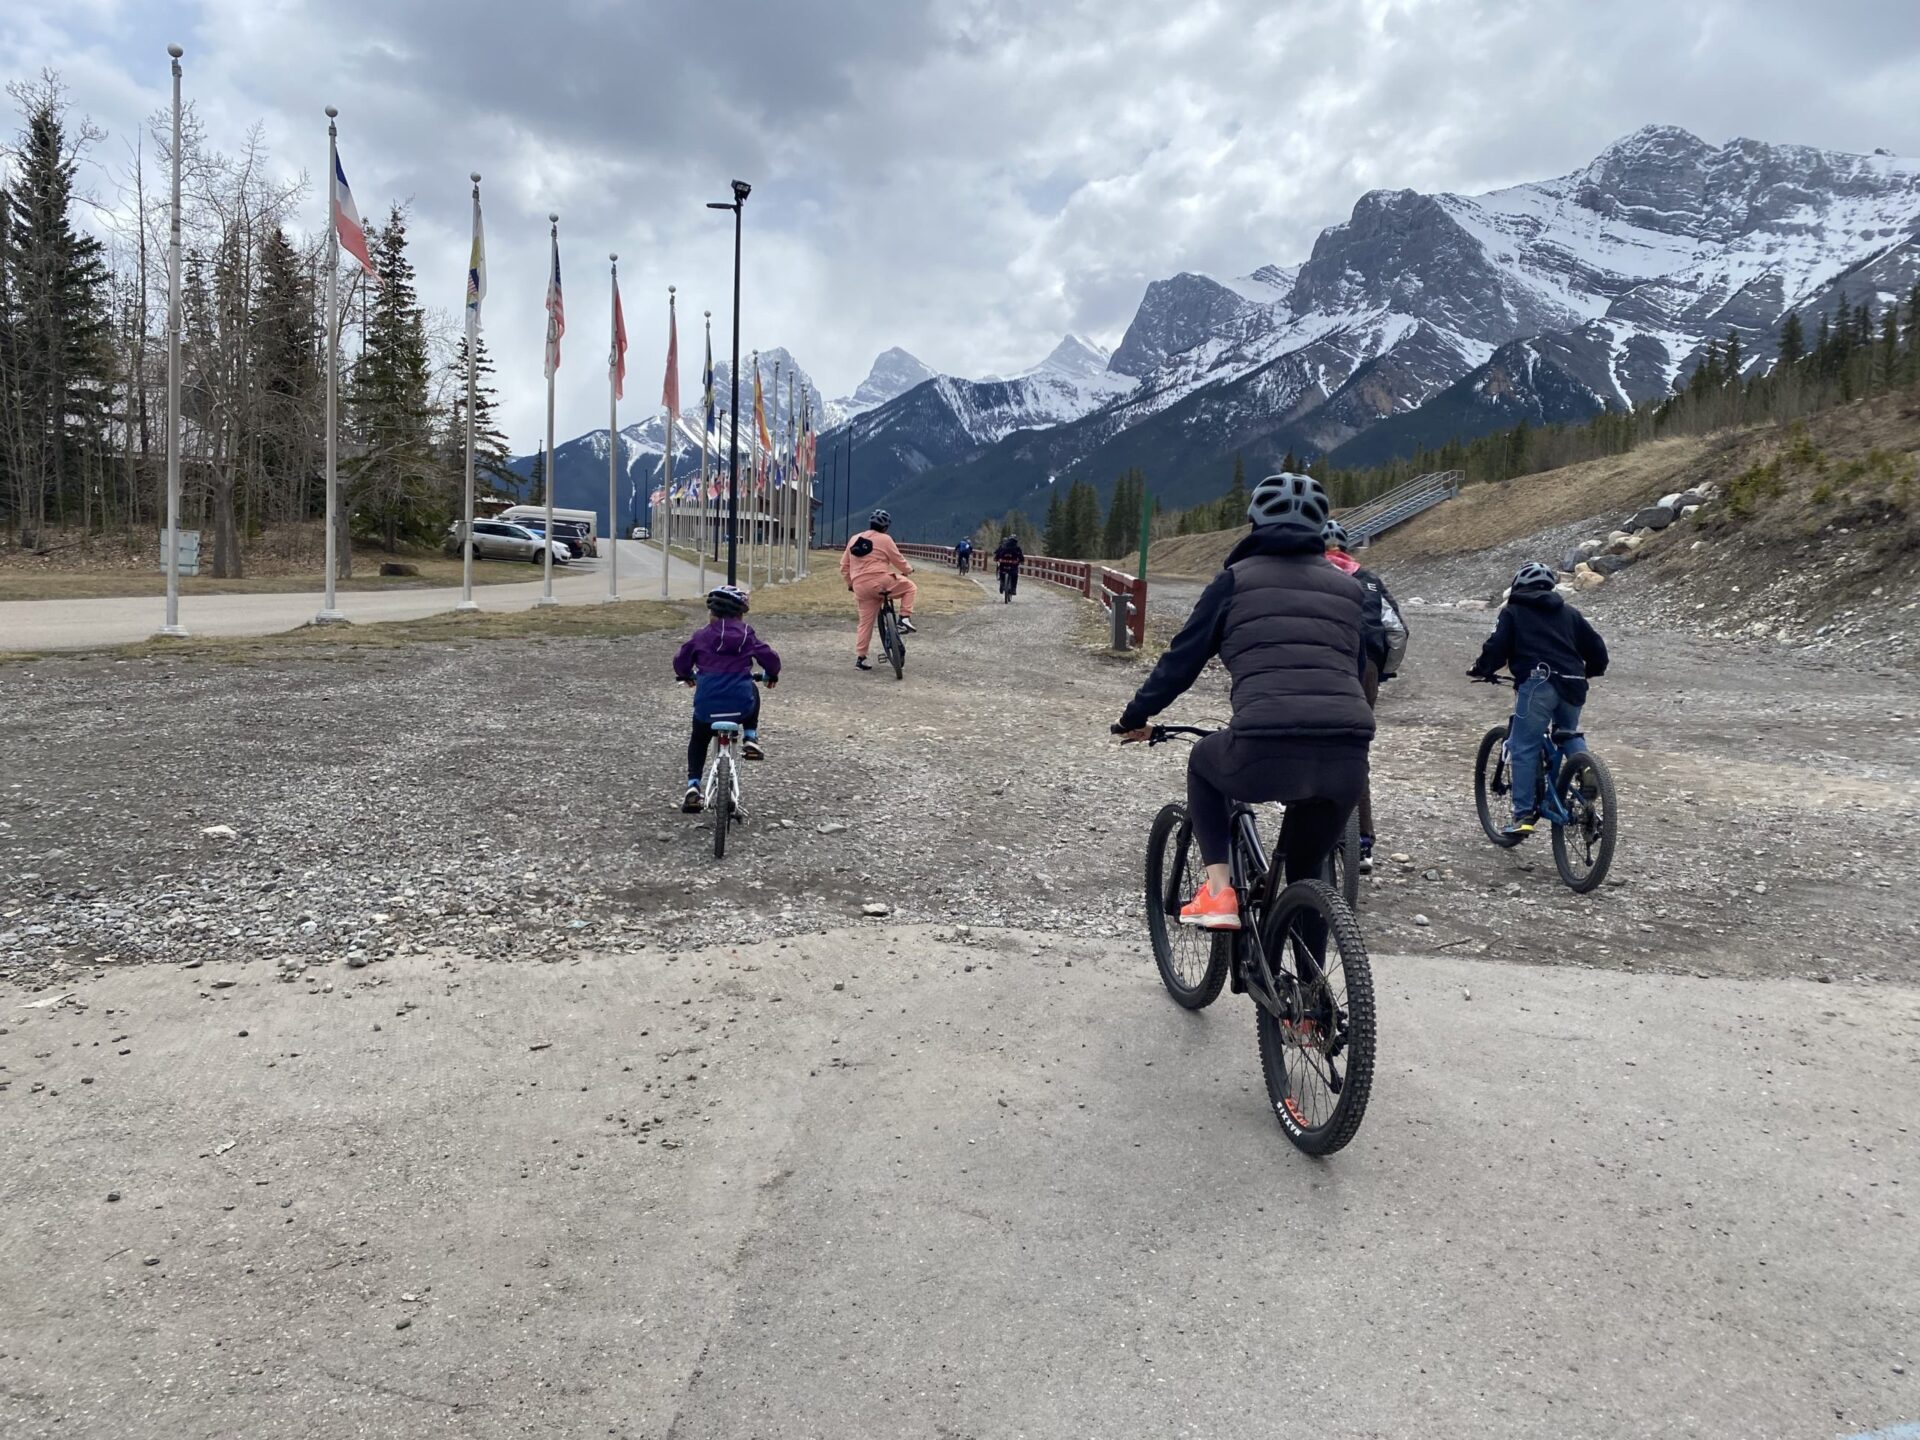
711, 751, 735, 859
1474, 724, 1522, 848
1552, 750, 1618, 893
1144, 803, 1229, 1009
1255, 880, 1375, 1156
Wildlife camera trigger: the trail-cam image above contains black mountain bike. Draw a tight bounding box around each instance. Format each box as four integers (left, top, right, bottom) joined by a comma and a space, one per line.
876, 589, 907, 680
998, 564, 1018, 603
1473, 674, 1618, 892
1130, 724, 1377, 1156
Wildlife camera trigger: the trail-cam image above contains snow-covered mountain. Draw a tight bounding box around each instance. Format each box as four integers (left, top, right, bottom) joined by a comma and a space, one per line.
831, 346, 938, 423
861, 125, 1920, 535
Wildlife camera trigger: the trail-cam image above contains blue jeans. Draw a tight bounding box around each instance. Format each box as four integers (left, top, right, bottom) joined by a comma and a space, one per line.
1508, 677, 1586, 817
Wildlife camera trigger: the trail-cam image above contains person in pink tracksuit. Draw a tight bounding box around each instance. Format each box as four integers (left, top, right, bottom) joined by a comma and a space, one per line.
840, 509, 918, 670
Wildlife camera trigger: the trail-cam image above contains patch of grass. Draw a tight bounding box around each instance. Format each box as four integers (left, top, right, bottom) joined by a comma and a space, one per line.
0, 598, 685, 666
0, 549, 550, 603
745, 556, 985, 621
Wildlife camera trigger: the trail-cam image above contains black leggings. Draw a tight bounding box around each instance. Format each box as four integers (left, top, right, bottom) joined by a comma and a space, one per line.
687, 695, 760, 780
999, 564, 1018, 595
1186, 733, 1369, 878
1358, 661, 1379, 838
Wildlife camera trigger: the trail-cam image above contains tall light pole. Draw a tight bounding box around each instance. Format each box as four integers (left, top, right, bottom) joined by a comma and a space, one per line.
706, 180, 750, 585
158, 43, 188, 637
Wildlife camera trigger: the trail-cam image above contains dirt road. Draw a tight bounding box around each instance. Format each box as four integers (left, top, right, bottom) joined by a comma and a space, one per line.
3, 573, 1918, 1437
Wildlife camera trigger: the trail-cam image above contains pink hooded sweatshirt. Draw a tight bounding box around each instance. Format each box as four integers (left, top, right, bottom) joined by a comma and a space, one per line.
1326, 548, 1361, 576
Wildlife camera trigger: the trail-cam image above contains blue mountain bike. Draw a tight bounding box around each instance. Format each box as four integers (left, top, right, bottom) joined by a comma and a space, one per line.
1473, 675, 1618, 893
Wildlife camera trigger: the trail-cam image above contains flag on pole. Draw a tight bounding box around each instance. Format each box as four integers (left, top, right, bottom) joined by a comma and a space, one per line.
465, 189, 486, 325
610, 277, 627, 401
332, 149, 377, 277
543, 229, 565, 380
753, 362, 771, 490
702, 327, 716, 443
662, 299, 680, 419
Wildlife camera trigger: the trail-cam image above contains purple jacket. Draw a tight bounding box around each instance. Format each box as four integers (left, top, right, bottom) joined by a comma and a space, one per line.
674, 619, 781, 721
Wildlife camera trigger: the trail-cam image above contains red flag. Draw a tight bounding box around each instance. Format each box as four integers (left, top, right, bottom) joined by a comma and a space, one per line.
611, 279, 627, 401
662, 298, 680, 416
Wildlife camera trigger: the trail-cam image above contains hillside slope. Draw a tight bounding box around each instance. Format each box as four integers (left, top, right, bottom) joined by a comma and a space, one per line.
1138, 392, 1920, 660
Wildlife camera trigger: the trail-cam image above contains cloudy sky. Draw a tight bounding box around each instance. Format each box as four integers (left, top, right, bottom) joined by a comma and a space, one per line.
6, 0, 1920, 453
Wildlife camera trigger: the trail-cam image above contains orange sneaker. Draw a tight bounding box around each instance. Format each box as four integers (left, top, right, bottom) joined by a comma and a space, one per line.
1178, 883, 1241, 930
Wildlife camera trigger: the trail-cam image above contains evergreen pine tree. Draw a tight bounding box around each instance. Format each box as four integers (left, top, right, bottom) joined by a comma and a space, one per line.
1043, 486, 1066, 553
1721, 329, 1742, 383
347, 204, 444, 551
1776, 310, 1804, 369
528, 450, 546, 505
1065, 479, 1100, 558
1878, 310, 1900, 390
1219, 454, 1248, 528
253, 225, 319, 526
450, 332, 513, 495
1, 76, 112, 536
1279, 447, 1298, 474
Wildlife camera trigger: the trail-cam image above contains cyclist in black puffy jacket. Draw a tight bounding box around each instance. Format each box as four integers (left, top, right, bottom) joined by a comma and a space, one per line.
1114, 474, 1373, 932
993, 534, 1024, 596
1468, 561, 1610, 838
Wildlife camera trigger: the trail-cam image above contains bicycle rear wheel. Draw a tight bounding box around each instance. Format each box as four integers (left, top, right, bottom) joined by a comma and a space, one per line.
1551, 750, 1618, 893
1474, 724, 1522, 848
1144, 803, 1229, 1009
1322, 805, 1362, 909
1254, 880, 1375, 1156
711, 750, 735, 859
881, 608, 905, 679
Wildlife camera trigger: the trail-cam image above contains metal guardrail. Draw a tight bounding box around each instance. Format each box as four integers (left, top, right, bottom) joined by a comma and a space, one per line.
1340, 470, 1461, 543
898, 543, 1147, 648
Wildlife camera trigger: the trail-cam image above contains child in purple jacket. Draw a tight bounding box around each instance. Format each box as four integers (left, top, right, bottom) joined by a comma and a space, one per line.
673, 585, 782, 812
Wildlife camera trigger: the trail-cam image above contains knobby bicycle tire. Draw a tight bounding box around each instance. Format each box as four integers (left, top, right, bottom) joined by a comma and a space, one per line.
711, 751, 734, 860
881, 610, 905, 679
1254, 879, 1376, 1156
1474, 724, 1523, 848
1144, 803, 1229, 1009
1552, 750, 1618, 893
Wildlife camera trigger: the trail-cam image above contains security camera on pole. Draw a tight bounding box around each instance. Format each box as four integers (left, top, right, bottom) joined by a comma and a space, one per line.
157, 43, 188, 639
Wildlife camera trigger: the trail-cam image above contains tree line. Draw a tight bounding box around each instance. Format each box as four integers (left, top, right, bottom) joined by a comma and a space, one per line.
0, 73, 515, 575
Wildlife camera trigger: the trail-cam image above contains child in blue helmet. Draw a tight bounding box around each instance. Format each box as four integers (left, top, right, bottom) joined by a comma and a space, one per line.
674, 585, 782, 812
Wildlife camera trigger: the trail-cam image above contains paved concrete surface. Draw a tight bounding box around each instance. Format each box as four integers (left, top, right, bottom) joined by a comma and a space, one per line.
4, 930, 1915, 1438
0, 540, 710, 651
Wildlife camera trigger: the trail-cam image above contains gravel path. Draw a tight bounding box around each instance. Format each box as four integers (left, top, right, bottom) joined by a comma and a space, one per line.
2, 573, 1915, 990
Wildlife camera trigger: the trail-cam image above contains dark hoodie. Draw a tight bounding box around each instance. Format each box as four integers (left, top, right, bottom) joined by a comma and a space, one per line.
1119, 527, 1375, 742
1470, 590, 1609, 704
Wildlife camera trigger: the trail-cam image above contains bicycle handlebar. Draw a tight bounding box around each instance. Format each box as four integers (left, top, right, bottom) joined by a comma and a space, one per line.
1112, 722, 1217, 745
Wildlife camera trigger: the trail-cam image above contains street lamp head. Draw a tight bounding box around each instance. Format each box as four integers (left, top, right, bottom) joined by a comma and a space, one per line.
471, 171, 482, 183
325, 105, 339, 119
705, 201, 733, 211
167, 43, 184, 58
610, 252, 618, 263
731, 179, 752, 202
548, 211, 559, 223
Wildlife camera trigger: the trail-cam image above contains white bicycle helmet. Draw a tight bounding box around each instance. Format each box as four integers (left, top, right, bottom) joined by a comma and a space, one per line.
1248, 472, 1330, 531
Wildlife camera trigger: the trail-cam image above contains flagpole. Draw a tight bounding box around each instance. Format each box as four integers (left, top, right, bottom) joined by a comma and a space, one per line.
749, 350, 760, 592
660, 286, 676, 600
698, 310, 711, 594
537, 212, 559, 608
317, 107, 345, 625
787, 368, 798, 580
158, 44, 188, 638
458, 172, 482, 613
607, 254, 621, 604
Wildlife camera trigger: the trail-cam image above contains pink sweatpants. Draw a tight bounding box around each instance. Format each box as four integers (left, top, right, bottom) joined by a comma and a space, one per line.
854, 574, 917, 657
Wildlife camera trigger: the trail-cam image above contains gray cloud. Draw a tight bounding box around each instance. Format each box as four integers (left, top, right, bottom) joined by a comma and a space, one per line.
7, 0, 1920, 452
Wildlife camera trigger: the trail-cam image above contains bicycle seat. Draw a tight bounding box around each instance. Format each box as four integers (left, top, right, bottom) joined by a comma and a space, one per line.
1551, 728, 1584, 743
710, 720, 742, 735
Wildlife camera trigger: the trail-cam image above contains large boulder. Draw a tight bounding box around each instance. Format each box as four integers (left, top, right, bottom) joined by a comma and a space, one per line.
1670, 490, 1710, 510
1628, 504, 1676, 532
1589, 552, 1635, 576
1576, 537, 1608, 557
379, 561, 421, 577
1573, 563, 1606, 590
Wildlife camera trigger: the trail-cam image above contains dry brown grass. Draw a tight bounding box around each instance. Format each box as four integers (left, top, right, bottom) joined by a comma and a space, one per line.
0, 598, 685, 666
0, 545, 545, 602
744, 555, 985, 620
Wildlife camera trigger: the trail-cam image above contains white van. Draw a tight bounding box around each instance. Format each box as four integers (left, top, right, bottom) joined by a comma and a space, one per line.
499, 505, 599, 558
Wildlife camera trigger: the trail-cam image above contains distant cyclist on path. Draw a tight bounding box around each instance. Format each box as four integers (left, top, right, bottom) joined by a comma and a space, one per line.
841, 509, 918, 671
955, 537, 973, 575
994, 532, 1024, 598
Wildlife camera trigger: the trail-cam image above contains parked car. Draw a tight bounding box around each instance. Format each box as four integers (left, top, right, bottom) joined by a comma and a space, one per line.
445, 520, 571, 564
630, 525, 652, 541
511, 519, 576, 559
